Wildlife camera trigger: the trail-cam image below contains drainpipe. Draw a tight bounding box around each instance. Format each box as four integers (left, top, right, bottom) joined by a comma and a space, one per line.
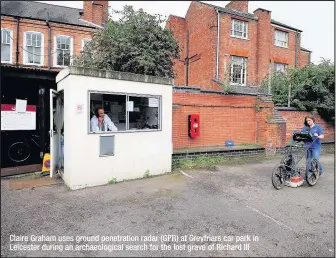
215, 9, 220, 80
38, 87, 45, 159
46, 12, 51, 69
295, 30, 299, 68
16, 17, 20, 66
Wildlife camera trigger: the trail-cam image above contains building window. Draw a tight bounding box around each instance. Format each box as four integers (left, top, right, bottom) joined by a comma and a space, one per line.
23, 32, 43, 65
81, 38, 91, 51
274, 30, 288, 48
89, 92, 161, 134
274, 63, 288, 73
231, 19, 248, 39
230, 56, 247, 85
54, 35, 73, 67
1, 28, 13, 63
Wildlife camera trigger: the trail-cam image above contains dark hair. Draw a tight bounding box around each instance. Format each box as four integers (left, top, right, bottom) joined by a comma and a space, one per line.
304, 115, 315, 127
95, 107, 104, 117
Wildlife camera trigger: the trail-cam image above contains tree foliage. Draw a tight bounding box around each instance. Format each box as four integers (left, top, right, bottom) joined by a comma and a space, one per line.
73, 5, 180, 78
261, 59, 335, 124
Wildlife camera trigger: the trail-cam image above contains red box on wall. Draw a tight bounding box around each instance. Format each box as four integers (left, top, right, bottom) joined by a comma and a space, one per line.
188, 114, 200, 138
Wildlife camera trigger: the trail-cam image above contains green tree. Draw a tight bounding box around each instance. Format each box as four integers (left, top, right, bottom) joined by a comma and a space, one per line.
261, 59, 335, 124
73, 5, 180, 78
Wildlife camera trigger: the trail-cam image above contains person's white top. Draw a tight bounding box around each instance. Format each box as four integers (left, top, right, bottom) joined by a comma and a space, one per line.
90, 114, 118, 133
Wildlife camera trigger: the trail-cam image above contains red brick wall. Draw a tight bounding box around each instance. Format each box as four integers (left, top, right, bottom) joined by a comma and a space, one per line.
185, 2, 218, 90
270, 27, 298, 71
83, 0, 108, 26
166, 15, 186, 85
172, 92, 258, 149
279, 110, 335, 142
172, 92, 289, 150
1, 16, 97, 69
225, 1, 248, 13
299, 51, 310, 68
168, 2, 310, 88
254, 9, 271, 83
254, 98, 286, 148
219, 15, 259, 86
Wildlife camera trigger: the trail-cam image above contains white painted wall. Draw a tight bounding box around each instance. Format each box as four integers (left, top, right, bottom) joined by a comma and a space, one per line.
56, 70, 172, 190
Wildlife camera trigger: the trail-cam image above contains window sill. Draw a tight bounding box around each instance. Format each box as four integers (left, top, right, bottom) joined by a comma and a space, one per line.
231, 35, 249, 41
1, 60, 12, 64
23, 62, 44, 67
88, 129, 162, 135
230, 83, 246, 86
274, 45, 288, 49
53, 64, 69, 68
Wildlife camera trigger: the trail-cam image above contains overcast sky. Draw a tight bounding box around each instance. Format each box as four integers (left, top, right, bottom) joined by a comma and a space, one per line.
38, 1, 334, 64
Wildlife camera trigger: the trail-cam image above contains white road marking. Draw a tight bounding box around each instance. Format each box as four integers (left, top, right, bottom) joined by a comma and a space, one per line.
179, 170, 194, 179
246, 205, 297, 233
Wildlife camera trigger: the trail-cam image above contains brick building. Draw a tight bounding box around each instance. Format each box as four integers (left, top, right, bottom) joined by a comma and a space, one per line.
1, 1, 108, 174
166, 1, 312, 90
165, 1, 327, 151
1, 0, 108, 70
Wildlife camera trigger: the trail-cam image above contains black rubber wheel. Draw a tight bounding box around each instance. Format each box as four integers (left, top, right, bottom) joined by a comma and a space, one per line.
306, 158, 320, 186
272, 164, 287, 190
8, 142, 31, 163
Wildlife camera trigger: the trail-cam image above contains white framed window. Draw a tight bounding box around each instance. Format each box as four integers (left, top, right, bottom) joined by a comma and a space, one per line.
230, 56, 247, 85
81, 38, 91, 51
1, 28, 13, 64
54, 35, 73, 67
88, 91, 161, 134
274, 30, 288, 48
23, 31, 44, 65
274, 63, 288, 73
231, 19, 248, 39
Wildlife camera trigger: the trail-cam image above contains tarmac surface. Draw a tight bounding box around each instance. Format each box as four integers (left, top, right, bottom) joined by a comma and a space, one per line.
1, 154, 334, 257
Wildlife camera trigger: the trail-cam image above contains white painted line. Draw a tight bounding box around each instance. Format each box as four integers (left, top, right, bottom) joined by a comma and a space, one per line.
179, 170, 194, 179
246, 205, 297, 233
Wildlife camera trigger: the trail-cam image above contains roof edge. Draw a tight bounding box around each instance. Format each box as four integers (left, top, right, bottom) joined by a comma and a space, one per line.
300, 47, 312, 53
217, 8, 258, 21
271, 20, 302, 32
197, 1, 258, 20
1, 14, 98, 29
56, 66, 174, 86
168, 14, 185, 20
78, 19, 104, 29
254, 8, 271, 13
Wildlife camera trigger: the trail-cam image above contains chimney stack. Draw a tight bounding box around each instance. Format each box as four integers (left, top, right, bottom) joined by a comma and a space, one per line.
225, 1, 249, 13
254, 8, 272, 82
82, 1, 109, 26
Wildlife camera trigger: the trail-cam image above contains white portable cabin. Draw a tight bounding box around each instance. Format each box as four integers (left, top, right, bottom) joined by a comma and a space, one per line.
51, 67, 173, 190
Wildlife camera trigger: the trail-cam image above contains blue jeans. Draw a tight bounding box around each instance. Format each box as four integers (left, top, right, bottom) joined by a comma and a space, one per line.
305, 146, 323, 175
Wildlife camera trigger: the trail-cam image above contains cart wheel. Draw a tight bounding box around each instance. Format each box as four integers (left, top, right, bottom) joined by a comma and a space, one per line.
306, 158, 320, 186
272, 164, 286, 190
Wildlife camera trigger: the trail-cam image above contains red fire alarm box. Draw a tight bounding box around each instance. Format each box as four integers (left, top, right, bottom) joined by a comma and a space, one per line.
188, 114, 200, 138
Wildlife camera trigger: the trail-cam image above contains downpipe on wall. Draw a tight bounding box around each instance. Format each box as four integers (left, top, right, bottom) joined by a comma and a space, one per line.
46, 12, 51, 69
215, 9, 220, 80
16, 17, 20, 66
295, 30, 299, 68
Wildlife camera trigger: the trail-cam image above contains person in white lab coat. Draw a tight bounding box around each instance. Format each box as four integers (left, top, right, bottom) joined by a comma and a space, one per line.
90, 107, 118, 133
